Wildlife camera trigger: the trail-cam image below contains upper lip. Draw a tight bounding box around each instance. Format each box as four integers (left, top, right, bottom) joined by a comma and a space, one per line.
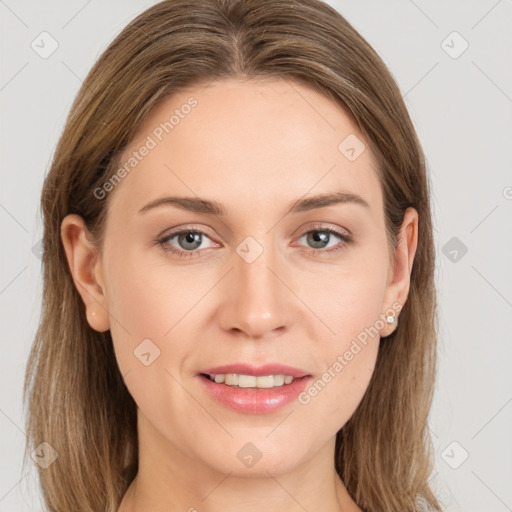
199, 363, 310, 378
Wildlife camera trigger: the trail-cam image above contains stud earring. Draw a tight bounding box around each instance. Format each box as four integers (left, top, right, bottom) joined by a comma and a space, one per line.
386, 313, 396, 324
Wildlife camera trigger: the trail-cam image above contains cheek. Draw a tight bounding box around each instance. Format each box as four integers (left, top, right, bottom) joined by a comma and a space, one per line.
104, 246, 199, 340
301, 250, 388, 343
103, 247, 214, 398
102, 249, 170, 376
296, 256, 387, 421
297, 298, 381, 437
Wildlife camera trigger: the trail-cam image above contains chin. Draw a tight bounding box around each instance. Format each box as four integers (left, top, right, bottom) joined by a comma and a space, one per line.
194, 436, 310, 477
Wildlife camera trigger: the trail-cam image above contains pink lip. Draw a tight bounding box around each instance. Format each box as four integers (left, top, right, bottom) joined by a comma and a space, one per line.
198, 363, 311, 415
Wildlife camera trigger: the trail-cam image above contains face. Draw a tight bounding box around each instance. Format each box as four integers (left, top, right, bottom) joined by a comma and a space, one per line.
62, 77, 417, 478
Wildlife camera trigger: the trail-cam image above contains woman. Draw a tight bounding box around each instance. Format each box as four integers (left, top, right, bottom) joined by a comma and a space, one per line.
23, 0, 442, 510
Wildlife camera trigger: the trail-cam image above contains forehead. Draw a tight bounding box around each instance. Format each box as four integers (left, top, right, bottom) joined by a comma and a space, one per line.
108, 77, 382, 219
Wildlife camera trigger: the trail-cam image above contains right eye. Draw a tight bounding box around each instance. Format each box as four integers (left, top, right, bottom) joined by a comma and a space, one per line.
157, 227, 218, 258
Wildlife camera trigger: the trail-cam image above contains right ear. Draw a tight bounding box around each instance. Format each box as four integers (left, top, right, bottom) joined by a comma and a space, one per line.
60, 214, 110, 332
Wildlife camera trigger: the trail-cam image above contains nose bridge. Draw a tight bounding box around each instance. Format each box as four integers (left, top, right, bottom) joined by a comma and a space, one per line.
220, 232, 289, 337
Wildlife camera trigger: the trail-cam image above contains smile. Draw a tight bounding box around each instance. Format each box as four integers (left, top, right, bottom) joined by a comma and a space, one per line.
197, 363, 312, 414
203, 373, 295, 388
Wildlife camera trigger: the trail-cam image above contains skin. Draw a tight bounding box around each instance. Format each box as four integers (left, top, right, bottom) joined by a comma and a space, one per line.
61, 77, 418, 512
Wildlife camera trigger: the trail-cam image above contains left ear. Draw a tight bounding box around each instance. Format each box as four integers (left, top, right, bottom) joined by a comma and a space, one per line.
381, 207, 419, 335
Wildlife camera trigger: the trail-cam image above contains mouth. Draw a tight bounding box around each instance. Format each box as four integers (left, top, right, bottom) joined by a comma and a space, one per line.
200, 372, 305, 388
198, 362, 310, 386
197, 363, 312, 414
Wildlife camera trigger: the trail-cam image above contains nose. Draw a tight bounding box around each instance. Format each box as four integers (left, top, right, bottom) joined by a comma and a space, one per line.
217, 240, 291, 340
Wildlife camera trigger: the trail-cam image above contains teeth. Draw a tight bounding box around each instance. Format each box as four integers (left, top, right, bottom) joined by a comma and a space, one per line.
238, 375, 256, 387
273, 375, 285, 386
207, 373, 297, 388
225, 374, 238, 385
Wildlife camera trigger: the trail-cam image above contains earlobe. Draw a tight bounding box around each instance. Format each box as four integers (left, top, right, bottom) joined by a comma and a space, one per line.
60, 214, 110, 332
86, 306, 110, 332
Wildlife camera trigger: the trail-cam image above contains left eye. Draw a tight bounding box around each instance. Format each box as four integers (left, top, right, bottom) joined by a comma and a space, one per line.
157, 227, 352, 258
296, 228, 349, 251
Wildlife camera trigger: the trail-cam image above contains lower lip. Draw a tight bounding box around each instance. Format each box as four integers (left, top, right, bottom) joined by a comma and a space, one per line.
198, 374, 311, 414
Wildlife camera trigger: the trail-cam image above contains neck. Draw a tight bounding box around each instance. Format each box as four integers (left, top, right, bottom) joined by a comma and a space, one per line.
118, 413, 361, 512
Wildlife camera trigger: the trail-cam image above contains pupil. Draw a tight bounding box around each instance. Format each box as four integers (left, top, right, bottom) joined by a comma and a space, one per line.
181, 232, 201, 249
309, 231, 329, 248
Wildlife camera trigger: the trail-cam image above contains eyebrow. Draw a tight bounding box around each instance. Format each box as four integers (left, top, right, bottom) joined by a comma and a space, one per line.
138, 191, 370, 216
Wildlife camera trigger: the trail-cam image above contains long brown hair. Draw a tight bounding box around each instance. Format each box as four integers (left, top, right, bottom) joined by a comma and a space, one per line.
23, 0, 441, 510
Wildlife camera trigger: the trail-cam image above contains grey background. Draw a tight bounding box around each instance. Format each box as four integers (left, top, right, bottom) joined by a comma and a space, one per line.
1, 0, 511, 510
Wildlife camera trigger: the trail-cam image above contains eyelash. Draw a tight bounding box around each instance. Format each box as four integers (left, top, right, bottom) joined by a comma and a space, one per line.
156, 225, 353, 259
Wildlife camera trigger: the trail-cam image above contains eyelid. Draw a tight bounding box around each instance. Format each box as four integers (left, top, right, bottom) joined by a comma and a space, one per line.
295, 221, 352, 238
157, 222, 352, 257
159, 223, 350, 242
158, 224, 219, 247
158, 223, 215, 238
291, 225, 352, 254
